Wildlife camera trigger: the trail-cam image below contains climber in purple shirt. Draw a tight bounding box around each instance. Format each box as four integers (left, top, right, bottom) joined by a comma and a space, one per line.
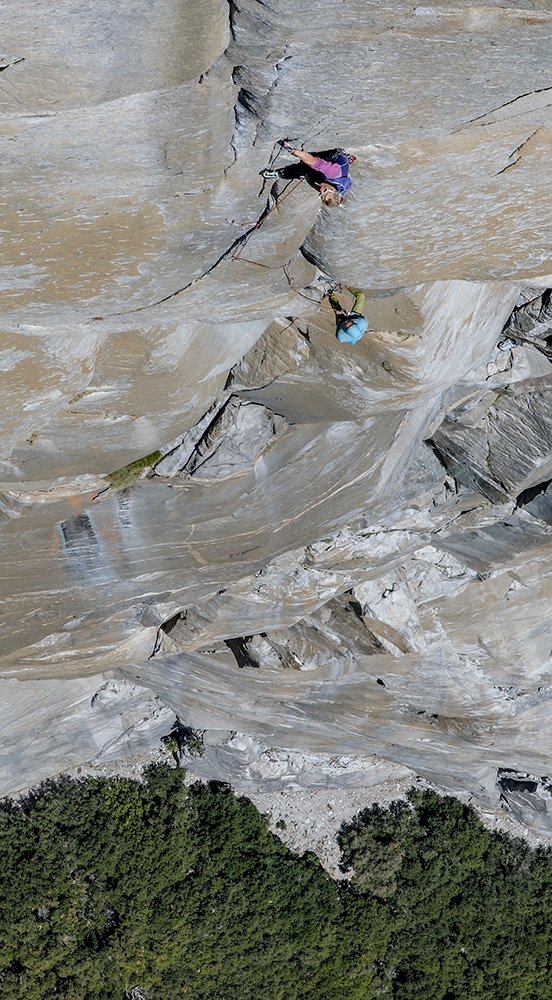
262, 142, 353, 206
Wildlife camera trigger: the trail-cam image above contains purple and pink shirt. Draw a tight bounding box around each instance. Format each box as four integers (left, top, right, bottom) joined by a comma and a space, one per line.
312, 157, 343, 180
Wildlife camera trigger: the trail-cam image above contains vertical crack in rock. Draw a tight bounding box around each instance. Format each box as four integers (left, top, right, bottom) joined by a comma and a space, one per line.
227, 0, 238, 41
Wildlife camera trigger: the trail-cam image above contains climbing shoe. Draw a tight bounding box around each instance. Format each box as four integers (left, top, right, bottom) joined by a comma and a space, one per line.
497, 337, 519, 352
313, 274, 338, 296
261, 168, 280, 179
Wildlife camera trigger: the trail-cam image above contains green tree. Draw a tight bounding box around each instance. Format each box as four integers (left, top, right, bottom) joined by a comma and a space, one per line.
3, 773, 552, 1000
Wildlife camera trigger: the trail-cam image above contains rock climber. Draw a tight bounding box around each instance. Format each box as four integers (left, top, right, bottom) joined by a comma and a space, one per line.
328, 286, 368, 344
262, 142, 353, 206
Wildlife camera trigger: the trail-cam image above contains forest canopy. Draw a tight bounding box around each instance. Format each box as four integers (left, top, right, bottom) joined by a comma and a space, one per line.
0, 766, 551, 999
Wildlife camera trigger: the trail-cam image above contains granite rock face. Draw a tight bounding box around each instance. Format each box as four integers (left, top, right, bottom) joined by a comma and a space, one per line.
226, 319, 310, 390
4, 0, 552, 834
429, 376, 552, 502
501, 286, 552, 357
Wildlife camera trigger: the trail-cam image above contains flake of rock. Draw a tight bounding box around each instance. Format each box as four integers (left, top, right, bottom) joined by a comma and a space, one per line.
429, 377, 552, 502
154, 400, 228, 477
434, 516, 552, 575
241, 593, 384, 670
519, 480, 552, 526
226, 318, 310, 390
183, 397, 287, 480
354, 577, 428, 655
246, 634, 283, 670
0, 675, 174, 798
496, 770, 552, 835
501, 287, 552, 358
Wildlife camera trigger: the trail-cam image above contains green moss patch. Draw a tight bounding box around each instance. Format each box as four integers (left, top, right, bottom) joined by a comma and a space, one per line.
106, 450, 162, 489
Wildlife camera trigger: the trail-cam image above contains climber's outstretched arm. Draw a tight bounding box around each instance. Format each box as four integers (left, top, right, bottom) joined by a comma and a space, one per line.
288, 147, 318, 168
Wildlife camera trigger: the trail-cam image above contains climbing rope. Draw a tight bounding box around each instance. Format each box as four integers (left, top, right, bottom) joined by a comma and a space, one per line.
282, 263, 328, 303
231, 178, 304, 261
229, 173, 333, 304
265, 137, 300, 169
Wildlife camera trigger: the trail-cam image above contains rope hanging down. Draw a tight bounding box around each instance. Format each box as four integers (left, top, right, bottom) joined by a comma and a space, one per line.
230, 176, 325, 302
231, 178, 304, 261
